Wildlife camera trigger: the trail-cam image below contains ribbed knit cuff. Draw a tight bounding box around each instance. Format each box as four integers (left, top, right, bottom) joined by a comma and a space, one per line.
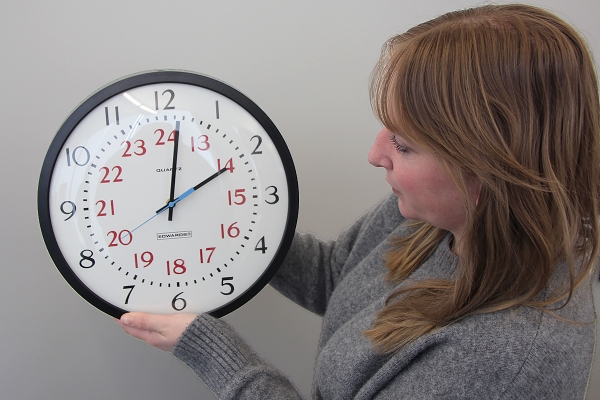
172, 314, 302, 400
172, 314, 258, 392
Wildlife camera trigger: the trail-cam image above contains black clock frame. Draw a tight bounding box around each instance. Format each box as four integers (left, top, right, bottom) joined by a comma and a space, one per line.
38, 70, 299, 318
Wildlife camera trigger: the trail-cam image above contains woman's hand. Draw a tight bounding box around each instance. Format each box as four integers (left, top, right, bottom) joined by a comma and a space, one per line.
115, 312, 197, 352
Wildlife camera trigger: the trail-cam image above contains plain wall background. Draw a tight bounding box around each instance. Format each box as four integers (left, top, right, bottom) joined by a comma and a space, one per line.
2, 1, 600, 399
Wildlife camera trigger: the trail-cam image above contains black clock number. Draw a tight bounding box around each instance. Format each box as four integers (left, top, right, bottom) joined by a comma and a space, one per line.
60, 201, 76, 221
155, 89, 175, 110
250, 135, 263, 155
105, 106, 120, 126
172, 292, 187, 311
123, 285, 135, 304
255, 236, 267, 254
65, 146, 90, 167
79, 249, 95, 268
265, 186, 279, 204
220, 277, 235, 295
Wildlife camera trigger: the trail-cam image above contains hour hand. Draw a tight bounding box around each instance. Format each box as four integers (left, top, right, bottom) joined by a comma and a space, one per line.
155, 166, 228, 214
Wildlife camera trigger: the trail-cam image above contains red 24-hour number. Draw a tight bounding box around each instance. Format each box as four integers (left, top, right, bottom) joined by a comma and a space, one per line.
191, 135, 210, 151
122, 140, 147, 157
134, 252, 154, 268
107, 230, 132, 247
220, 222, 240, 239
96, 200, 115, 217
155, 129, 176, 145
199, 247, 216, 263
217, 158, 234, 173
227, 189, 246, 205
166, 259, 186, 275
100, 166, 123, 183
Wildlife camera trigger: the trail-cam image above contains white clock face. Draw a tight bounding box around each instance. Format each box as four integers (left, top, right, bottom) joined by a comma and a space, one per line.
39, 72, 298, 318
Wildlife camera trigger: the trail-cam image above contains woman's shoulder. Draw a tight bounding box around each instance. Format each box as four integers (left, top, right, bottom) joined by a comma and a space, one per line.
394, 290, 594, 398
371, 282, 595, 399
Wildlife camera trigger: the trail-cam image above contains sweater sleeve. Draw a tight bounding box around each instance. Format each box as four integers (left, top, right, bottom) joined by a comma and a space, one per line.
172, 314, 303, 400
270, 194, 403, 316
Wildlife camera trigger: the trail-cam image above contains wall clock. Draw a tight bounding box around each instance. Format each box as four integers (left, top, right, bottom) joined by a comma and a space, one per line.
38, 70, 299, 319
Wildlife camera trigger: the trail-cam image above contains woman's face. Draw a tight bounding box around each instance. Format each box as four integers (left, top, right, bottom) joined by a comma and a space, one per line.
368, 127, 478, 242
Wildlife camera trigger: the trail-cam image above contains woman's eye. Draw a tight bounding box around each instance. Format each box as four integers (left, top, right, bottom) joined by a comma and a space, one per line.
389, 135, 408, 154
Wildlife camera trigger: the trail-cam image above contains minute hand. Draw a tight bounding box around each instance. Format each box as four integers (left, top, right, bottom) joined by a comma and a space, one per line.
167, 121, 181, 221
156, 167, 228, 214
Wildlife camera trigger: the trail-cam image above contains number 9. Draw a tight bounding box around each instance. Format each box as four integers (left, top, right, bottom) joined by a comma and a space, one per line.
60, 201, 76, 221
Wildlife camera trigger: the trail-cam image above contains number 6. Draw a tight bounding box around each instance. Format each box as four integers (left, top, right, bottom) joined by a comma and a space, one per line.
171, 292, 187, 311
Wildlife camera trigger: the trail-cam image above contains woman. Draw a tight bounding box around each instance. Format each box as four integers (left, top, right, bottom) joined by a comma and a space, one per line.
117, 4, 600, 399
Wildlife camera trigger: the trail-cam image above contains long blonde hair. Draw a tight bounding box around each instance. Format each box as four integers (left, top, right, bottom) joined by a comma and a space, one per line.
365, 4, 600, 353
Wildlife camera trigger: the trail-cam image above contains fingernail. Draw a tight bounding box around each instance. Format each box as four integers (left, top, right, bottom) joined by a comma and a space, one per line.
122, 315, 133, 326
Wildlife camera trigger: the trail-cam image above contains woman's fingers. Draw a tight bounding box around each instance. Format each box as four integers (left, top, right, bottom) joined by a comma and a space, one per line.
116, 312, 197, 352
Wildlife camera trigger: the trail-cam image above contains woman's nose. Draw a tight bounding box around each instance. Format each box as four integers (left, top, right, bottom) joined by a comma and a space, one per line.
368, 128, 393, 170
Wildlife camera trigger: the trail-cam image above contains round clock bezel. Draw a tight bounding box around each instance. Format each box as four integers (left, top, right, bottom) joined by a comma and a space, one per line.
38, 70, 299, 319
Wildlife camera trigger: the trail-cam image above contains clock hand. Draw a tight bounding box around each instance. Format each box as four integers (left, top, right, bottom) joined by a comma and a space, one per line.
155, 166, 228, 214
122, 207, 168, 239
167, 121, 181, 221
123, 167, 229, 239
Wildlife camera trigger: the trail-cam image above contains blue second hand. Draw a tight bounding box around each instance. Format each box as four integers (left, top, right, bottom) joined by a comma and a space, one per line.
121, 207, 168, 239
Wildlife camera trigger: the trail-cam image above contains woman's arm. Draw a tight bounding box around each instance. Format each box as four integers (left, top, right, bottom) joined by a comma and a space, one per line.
270, 194, 403, 316
117, 312, 303, 399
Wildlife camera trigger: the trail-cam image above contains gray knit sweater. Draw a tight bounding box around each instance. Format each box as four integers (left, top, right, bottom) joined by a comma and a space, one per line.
173, 194, 596, 399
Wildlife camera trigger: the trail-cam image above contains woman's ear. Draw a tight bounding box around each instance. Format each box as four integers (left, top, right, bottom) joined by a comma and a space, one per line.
470, 177, 482, 207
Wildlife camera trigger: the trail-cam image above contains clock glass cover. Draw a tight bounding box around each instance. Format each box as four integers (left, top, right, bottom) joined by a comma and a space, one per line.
38, 71, 298, 318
